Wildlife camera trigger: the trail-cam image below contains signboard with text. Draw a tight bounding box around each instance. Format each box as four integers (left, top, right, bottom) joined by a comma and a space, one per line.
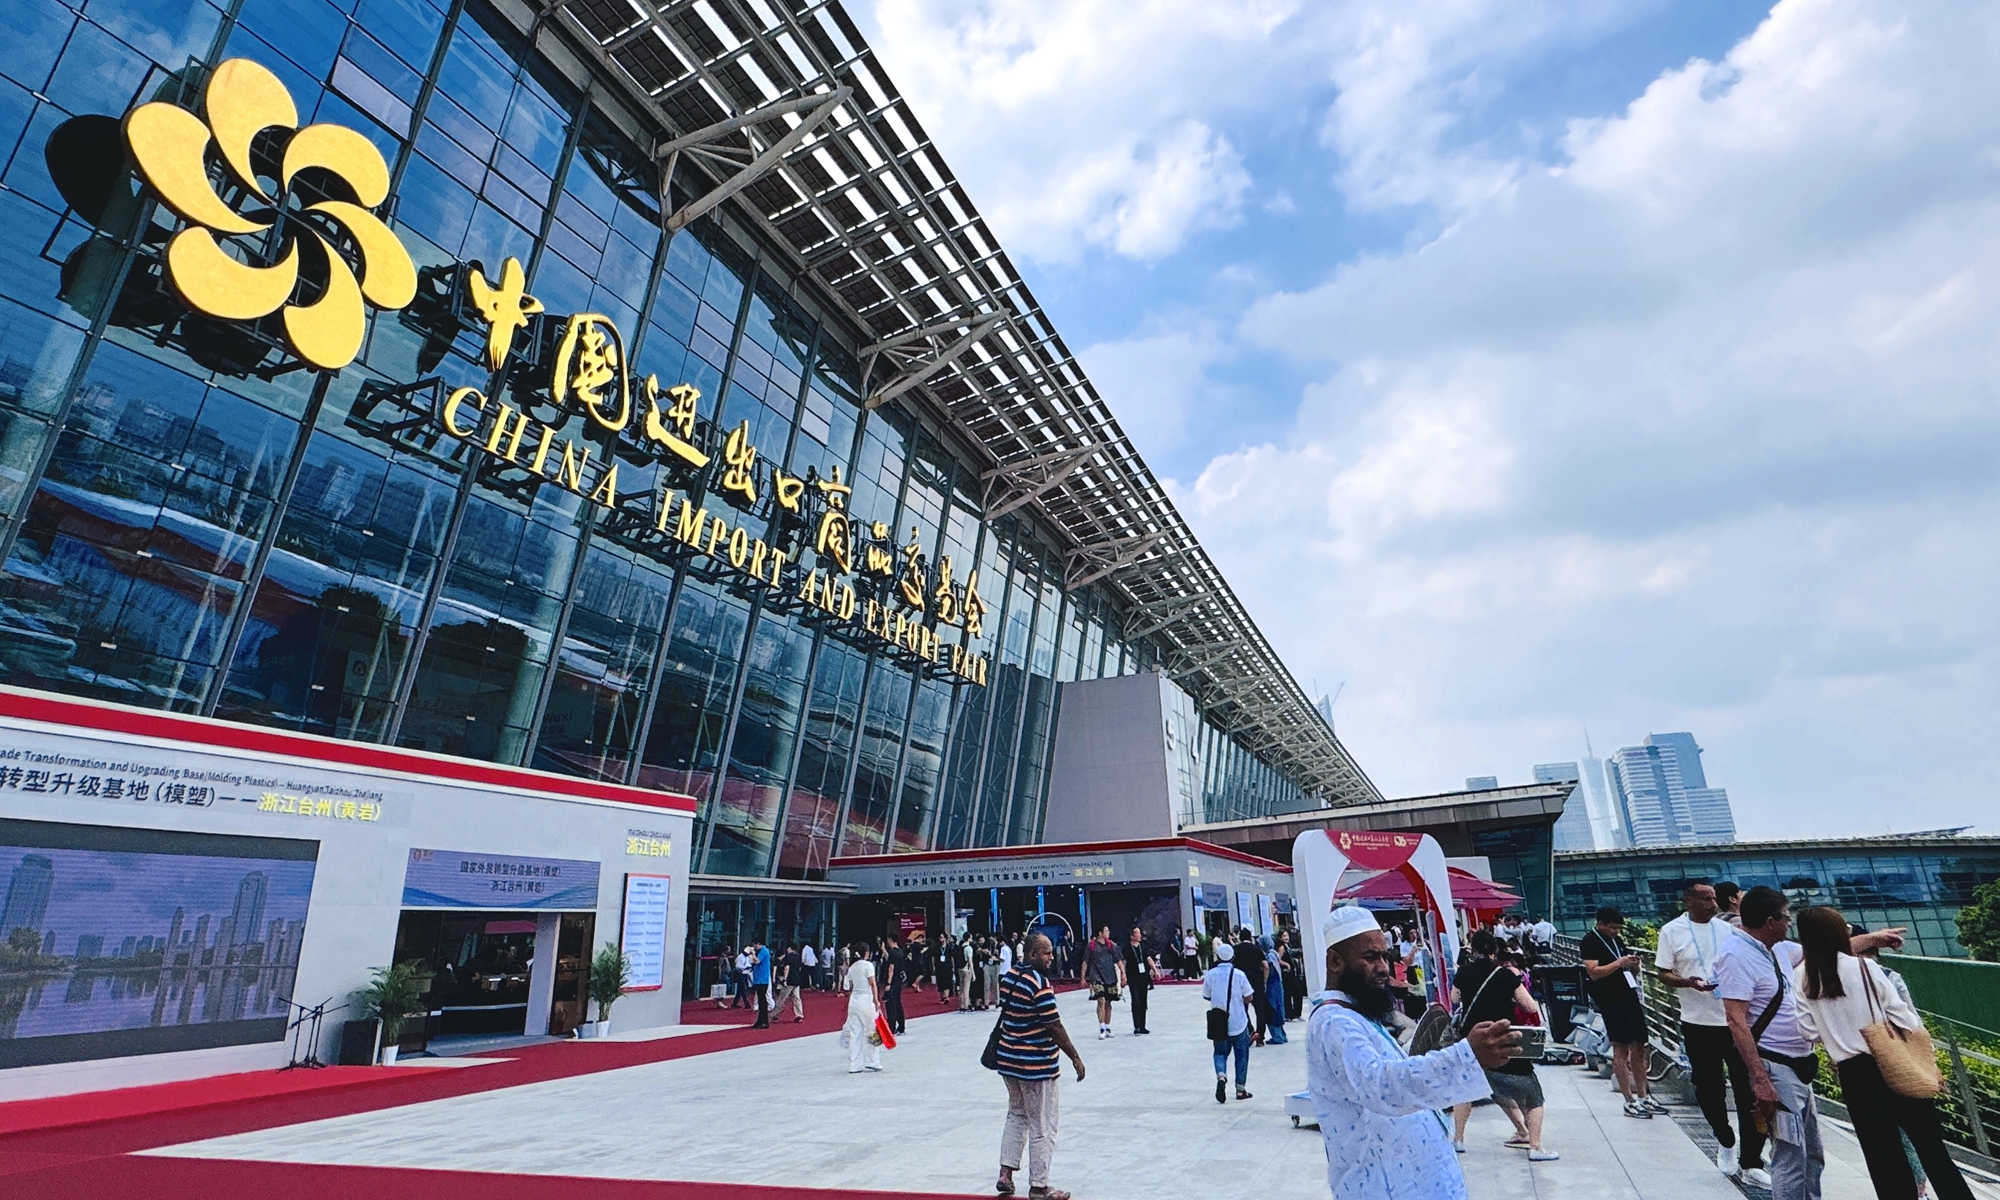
401, 847, 601, 911
620, 873, 672, 991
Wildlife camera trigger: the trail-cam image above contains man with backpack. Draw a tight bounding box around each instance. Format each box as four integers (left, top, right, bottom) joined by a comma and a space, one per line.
988, 932, 1084, 1200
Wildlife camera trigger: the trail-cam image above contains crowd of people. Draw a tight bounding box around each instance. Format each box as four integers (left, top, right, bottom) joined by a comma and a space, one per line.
706, 883, 1969, 1200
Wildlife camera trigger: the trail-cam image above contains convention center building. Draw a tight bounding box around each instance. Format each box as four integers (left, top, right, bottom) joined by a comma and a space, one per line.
0, 0, 1379, 1090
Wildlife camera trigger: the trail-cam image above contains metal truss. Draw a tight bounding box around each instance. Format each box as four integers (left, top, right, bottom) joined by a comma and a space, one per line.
538, 0, 1381, 806
655, 88, 851, 231
861, 311, 1003, 411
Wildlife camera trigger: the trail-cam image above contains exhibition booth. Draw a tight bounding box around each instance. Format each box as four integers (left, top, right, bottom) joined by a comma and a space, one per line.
828, 837, 1294, 955
0, 687, 693, 1100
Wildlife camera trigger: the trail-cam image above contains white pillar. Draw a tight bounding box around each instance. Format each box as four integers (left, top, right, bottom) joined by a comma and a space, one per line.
524, 912, 562, 1036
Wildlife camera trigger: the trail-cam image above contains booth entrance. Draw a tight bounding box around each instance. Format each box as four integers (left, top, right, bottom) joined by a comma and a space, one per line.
1080, 883, 1179, 947
393, 910, 595, 1041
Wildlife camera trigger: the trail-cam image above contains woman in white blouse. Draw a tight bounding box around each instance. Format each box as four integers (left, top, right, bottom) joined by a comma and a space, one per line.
1791, 906, 1970, 1200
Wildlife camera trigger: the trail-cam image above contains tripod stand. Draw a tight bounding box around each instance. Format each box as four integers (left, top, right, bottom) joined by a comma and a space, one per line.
280, 995, 341, 1070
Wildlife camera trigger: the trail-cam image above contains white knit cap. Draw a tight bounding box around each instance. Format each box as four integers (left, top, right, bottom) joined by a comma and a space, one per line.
1321, 905, 1381, 948
1213, 941, 1234, 961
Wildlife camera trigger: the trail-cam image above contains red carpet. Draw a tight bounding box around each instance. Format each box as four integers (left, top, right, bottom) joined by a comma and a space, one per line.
0, 989, 983, 1192
0, 1155, 981, 1198
0, 1065, 405, 1136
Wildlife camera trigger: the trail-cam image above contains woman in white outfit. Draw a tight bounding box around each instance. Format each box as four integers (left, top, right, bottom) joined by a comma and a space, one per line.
844, 942, 884, 1073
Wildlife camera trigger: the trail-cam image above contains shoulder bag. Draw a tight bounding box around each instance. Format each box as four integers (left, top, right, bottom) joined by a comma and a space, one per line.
980, 968, 1016, 1070
1206, 965, 1240, 1041
1857, 960, 1942, 1099
1748, 943, 1818, 1086
1442, 961, 1508, 1047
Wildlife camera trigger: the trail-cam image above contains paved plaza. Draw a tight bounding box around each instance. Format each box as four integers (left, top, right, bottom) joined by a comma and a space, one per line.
131, 985, 1961, 1199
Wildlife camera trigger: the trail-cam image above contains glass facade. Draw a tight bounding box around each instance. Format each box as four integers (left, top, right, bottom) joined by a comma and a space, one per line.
1553, 838, 2000, 957
0, 0, 1320, 888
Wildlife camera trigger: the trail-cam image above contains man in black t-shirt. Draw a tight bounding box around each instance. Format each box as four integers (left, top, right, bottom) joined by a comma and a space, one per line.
1580, 905, 1660, 1119
883, 938, 908, 1035
1121, 926, 1154, 1035
772, 943, 805, 1022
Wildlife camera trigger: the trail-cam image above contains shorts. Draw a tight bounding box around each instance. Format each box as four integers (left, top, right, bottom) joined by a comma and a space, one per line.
1089, 984, 1121, 1001
1485, 1067, 1544, 1111
1599, 996, 1648, 1045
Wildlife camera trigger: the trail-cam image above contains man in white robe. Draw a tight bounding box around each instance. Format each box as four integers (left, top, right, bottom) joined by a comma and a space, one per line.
1307, 906, 1519, 1200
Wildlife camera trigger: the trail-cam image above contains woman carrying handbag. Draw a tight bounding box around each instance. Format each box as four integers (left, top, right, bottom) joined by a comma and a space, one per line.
1792, 906, 1970, 1200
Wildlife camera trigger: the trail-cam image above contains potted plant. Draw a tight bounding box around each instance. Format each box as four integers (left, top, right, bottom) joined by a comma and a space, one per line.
583, 943, 631, 1038
352, 960, 433, 1064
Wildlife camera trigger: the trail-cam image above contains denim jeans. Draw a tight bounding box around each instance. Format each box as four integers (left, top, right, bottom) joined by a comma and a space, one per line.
1213, 1029, 1251, 1086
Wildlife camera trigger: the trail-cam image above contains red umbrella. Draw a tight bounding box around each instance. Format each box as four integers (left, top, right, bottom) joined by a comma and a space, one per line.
1336, 865, 1521, 910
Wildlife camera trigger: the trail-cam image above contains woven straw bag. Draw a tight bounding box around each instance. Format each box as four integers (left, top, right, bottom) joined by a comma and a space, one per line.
1858, 962, 1943, 1099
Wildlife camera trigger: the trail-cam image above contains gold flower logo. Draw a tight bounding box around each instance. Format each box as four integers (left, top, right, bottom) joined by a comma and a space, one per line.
124, 58, 415, 369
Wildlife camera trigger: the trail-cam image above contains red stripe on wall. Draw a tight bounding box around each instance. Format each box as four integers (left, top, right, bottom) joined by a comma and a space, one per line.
829, 835, 1291, 872
0, 686, 696, 814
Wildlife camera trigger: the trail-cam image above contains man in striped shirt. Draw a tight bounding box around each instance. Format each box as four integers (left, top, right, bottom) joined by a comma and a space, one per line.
994, 932, 1085, 1200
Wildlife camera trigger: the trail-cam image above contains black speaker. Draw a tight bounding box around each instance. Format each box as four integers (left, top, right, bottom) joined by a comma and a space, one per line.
338, 1018, 381, 1066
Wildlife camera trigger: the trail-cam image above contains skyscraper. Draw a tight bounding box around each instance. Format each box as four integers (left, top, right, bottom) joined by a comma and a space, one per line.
1576, 747, 1631, 850
229, 872, 267, 951
1607, 732, 1736, 846
1537, 763, 1596, 853
1, 854, 54, 942
1466, 776, 1500, 791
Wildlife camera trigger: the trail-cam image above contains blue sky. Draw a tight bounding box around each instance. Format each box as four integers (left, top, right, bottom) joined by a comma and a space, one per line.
849, 0, 2000, 839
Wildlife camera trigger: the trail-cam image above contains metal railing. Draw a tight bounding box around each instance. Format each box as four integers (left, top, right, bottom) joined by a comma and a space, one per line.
1547, 934, 2000, 1161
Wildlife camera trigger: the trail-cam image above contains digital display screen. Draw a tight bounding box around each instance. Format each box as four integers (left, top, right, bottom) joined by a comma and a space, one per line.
0, 818, 318, 1068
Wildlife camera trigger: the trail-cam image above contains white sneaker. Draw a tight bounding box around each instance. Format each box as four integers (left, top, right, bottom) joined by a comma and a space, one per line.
1742, 1168, 1773, 1188
1622, 1101, 1654, 1119
1715, 1143, 1737, 1176
1642, 1096, 1670, 1113
1528, 1149, 1560, 1162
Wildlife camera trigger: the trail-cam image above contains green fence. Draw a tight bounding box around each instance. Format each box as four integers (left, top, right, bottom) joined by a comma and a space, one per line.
1884, 954, 2000, 1034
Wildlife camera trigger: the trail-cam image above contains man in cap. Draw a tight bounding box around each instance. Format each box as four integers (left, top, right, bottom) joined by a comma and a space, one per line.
1307, 906, 1519, 1199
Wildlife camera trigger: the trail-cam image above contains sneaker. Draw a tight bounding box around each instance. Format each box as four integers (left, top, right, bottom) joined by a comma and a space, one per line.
863, 1064, 884, 1072
1215, 1076, 1227, 1104
1528, 1149, 1561, 1162
1715, 1144, 1736, 1176
1623, 1101, 1654, 1119
1742, 1168, 1773, 1188
1453, 1140, 1466, 1154
1642, 1096, 1670, 1113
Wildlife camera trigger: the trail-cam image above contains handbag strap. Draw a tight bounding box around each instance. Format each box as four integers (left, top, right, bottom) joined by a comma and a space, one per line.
1858, 956, 1882, 1024
1454, 962, 1507, 1036
1749, 941, 1786, 1045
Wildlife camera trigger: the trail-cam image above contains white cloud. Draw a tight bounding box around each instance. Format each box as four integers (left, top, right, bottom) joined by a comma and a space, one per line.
1074, 322, 1228, 466
856, 0, 1290, 261
852, 0, 1634, 260
1189, 0, 2000, 834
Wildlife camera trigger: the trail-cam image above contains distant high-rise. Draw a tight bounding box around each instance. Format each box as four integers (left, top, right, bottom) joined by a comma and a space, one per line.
1576, 746, 1631, 850
1466, 776, 1500, 791
1607, 732, 1736, 846
1538, 763, 1596, 853
74, 933, 103, 959
1, 853, 54, 941
229, 872, 268, 950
